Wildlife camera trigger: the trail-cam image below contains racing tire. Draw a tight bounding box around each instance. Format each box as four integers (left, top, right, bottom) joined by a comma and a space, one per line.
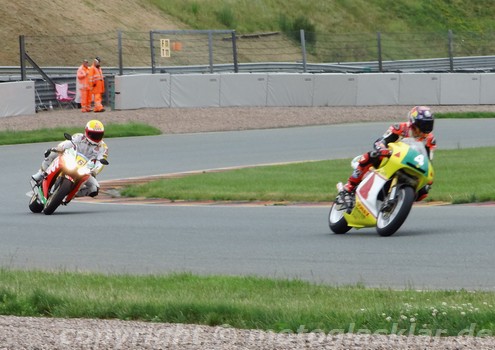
43, 177, 72, 215
328, 202, 352, 234
28, 193, 44, 213
376, 186, 415, 237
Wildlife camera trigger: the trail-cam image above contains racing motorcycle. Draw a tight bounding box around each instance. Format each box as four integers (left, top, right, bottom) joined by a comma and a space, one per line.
28, 133, 109, 215
328, 137, 434, 236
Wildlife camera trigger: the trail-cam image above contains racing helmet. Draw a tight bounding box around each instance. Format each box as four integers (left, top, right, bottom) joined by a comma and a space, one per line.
408, 106, 434, 134
85, 119, 104, 144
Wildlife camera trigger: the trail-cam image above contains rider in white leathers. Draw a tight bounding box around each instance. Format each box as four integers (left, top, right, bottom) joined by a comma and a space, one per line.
31, 120, 109, 197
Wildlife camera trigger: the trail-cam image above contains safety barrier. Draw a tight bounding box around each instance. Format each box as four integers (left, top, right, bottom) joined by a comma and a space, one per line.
2, 72, 495, 118
113, 72, 495, 110
0, 81, 35, 117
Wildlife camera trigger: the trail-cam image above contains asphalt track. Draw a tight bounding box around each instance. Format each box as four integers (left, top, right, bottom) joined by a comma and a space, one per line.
2, 119, 495, 290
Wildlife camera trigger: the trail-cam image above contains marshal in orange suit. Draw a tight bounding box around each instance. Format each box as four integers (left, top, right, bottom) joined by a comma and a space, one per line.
88, 57, 105, 113
77, 59, 90, 112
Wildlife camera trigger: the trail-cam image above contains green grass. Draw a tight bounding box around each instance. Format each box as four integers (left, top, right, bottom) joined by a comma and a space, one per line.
121, 160, 345, 202
148, 0, 495, 34
0, 122, 161, 145
436, 112, 495, 119
120, 146, 495, 205
1, 269, 494, 336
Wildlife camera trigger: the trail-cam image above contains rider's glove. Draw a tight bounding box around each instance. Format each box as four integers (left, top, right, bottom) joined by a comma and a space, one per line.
370, 148, 391, 159
44, 148, 56, 158
374, 141, 387, 150
87, 161, 97, 177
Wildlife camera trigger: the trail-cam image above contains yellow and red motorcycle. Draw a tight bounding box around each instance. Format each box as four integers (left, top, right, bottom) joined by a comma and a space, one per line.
328, 137, 434, 236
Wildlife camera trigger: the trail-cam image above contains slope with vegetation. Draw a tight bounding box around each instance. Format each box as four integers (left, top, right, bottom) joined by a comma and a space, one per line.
150, 0, 495, 33
2, 0, 494, 65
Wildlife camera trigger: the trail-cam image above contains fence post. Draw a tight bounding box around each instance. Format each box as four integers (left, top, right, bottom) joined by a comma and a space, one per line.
19, 35, 26, 81
300, 29, 307, 73
231, 30, 239, 73
208, 31, 214, 73
377, 31, 383, 72
448, 29, 454, 72
150, 31, 156, 74
23, 52, 55, 88
118, 30, 123, 76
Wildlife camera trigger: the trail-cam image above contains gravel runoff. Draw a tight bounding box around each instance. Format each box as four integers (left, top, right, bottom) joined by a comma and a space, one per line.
2, 104, 495, 134
4, 105, 495, 349
1, 314, 495, 350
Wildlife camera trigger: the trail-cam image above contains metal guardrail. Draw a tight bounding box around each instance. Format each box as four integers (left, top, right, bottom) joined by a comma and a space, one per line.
2, 55, 495, 81
346, 55, 495, 73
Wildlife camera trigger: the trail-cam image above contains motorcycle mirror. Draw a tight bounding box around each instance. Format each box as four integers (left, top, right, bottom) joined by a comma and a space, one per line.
64, 133, 72, 140
100, 159, 109, 165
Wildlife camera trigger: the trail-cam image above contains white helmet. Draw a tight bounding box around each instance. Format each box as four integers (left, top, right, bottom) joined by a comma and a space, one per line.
85, 119, 104, 144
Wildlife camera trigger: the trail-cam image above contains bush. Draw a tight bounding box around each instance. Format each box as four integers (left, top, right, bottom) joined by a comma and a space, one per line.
278, 14, 316, 45
216, 5, 236, 28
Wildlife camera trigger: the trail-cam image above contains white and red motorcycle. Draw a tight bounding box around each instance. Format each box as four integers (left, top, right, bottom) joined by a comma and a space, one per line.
29, 133, 109, 215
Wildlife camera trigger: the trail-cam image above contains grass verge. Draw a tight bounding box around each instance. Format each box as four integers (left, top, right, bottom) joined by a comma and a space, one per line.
0, 122, 161, 145
436, 112, 495, 119
1, 269, 494, 336
120, 146, 495, 204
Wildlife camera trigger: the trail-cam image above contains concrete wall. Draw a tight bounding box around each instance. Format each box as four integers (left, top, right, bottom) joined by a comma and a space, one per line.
0, 81, 35, 117
114, 72, 495, 110
2, 73, 494, 117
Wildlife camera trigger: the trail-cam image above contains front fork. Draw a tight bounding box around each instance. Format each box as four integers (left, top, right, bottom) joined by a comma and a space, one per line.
37, 174, 73, 206
381, 176, 398, 212
33, 184, 47, 205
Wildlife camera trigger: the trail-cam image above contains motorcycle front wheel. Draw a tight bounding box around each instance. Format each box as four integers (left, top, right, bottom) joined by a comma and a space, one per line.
28, 192, 44, 213
376, 186, 415, 237
43, 177, 72, 215
328, 201, 352, 234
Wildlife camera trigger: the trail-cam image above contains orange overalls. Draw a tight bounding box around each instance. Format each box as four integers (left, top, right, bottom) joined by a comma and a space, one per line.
88, 63, 105, 112
77, 63, 91, 112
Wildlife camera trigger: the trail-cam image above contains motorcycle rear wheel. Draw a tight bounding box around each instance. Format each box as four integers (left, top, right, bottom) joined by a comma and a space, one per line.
328, 202, 352, 234
376, 186, 415, 237
43, 177, 72, 215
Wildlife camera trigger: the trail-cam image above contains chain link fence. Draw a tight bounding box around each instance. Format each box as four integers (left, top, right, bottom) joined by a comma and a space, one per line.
15, 30, 495, 79
18, 29, 495, 77
14, 29, 495, 111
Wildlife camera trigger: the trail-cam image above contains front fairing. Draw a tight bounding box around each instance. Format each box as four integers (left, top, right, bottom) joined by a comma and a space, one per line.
40, 148, 92, 202
344, 171, 386, 228
377, 138, 434, 191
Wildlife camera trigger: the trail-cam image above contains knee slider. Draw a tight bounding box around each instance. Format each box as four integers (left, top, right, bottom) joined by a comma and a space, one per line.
88, 188, 99, 198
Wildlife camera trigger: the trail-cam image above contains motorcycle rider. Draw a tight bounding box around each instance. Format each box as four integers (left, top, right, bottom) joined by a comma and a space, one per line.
342, 106, 436, 201
31, 119, 109, 198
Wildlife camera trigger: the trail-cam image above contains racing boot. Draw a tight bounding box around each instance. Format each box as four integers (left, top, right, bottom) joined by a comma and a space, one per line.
31, 169, 46, 185
342, 184, 355, 208
336, 182, 355, 209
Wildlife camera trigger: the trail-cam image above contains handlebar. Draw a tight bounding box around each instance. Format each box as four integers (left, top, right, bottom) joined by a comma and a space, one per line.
370, 149, 391, 158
